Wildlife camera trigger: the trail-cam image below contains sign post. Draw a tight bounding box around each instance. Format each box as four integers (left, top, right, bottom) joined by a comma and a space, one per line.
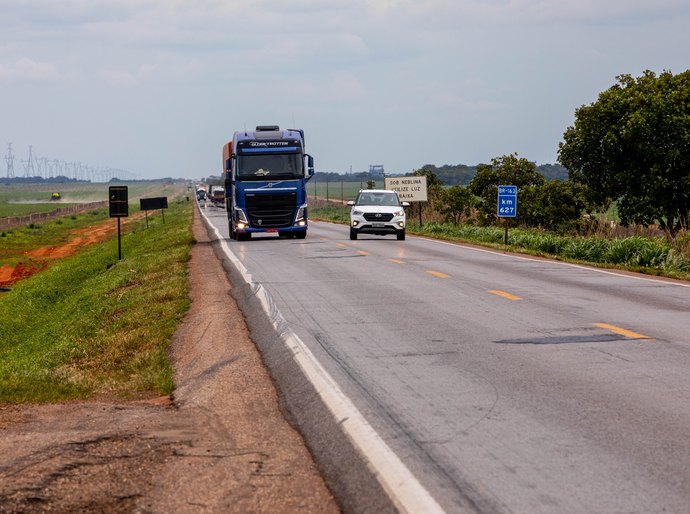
384, 176, 428, 227
497, 185, 517, 245
109, 186, 128, 259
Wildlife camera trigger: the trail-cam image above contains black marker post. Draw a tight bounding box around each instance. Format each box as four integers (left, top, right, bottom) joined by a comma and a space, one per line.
109, 186, 129, 260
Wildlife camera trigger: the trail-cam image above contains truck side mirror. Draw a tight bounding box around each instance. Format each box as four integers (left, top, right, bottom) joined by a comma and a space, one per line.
307, 155, 314, 177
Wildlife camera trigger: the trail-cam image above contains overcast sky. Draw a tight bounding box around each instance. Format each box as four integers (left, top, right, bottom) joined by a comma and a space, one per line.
1, 0, 689, 180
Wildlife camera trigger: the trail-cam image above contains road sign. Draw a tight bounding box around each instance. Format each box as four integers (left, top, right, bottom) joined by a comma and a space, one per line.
109, 186, 129, 218
497, 185, 517, 217
384, 176, 427, 202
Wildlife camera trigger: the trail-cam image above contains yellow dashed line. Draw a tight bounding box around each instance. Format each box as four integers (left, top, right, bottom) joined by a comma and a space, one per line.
488, 290, 522, 301
388, 259, 404, 264
335, 243, 346, 247
357, 250, 369, 255
426, 270, 450, 279
594, 323, 651, 340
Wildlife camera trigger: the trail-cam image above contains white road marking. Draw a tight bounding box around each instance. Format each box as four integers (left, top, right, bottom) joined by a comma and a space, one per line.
200, 209, 446, 514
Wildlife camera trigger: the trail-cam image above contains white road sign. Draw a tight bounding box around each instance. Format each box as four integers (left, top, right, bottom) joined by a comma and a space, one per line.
384, 176, 428, 202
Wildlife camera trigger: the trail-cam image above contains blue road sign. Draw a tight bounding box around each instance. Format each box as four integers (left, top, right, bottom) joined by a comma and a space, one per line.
497, 185, 517, 217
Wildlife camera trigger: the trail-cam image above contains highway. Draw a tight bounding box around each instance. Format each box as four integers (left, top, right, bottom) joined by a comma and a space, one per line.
201, 204, 690, 514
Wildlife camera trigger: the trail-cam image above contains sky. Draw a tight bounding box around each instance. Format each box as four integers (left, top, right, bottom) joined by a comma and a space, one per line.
1, 0, 689, 180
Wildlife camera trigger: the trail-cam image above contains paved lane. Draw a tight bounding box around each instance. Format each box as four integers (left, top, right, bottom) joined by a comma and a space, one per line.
203, 206, 690, 513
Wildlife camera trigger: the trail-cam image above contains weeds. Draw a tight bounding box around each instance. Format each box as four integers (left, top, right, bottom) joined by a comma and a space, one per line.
311, 205, 690, 279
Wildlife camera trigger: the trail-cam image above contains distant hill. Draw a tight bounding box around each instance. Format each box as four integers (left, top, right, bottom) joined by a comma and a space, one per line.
414, 163, 569, 185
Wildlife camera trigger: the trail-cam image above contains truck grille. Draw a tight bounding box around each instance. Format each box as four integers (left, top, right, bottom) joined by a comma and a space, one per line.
363, 212, 394, 222
246, 192, 297, 228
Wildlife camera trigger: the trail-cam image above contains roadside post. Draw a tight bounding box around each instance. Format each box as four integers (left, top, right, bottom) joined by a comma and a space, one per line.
139, 197, 168, 228
108, 185, 129, 260
384, 176, 428, 227
497, 185, 517, 244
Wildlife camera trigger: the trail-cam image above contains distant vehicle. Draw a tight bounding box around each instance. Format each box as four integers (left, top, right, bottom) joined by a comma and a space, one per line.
348, 189, 409, 241
196, 188, 207, 201
210, 186, 225, 206
50, 192, 61, 201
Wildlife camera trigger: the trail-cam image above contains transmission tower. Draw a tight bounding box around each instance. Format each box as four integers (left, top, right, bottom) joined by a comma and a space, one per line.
5, 143, 15, 179
22, 145, 36, 178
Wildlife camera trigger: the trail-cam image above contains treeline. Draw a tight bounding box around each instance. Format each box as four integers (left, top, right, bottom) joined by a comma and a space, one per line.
316, 162, 568, 185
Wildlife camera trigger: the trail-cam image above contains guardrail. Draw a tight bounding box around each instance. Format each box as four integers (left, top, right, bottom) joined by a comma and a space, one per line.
0, 201, 108, 230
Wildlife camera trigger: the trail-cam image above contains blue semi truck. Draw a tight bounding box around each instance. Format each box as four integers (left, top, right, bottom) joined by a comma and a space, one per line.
223, 125, 314, 241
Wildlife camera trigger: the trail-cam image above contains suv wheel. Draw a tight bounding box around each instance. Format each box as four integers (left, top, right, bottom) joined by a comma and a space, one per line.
397, 230, 405, 241
350, 229, 358, 240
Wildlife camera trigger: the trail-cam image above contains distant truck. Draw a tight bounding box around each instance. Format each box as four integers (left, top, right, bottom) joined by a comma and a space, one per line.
210, 186, 225, 206
222, 125, 314, 240
50, 192, 61, 201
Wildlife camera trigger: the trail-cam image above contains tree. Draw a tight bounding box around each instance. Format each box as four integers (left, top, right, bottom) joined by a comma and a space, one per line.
467, 154, 545, 225
558, 70, 690, 238
531, 179, 592, 233
439, 185, 475, 224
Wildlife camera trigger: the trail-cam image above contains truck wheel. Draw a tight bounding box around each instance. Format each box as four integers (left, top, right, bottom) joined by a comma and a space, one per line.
296, 230, 307, 239
397, 230, 406, 241
350, 229, 357, 240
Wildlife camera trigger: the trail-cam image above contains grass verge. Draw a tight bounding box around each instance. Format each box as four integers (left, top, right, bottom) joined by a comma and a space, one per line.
0, 201, 194, 404
311, 204, 690, 281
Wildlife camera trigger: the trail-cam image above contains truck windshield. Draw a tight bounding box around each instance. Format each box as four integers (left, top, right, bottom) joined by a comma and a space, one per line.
237, 153, 303, 180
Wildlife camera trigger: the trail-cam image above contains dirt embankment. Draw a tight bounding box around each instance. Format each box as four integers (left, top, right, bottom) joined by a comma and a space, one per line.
0, 213, 145, 289
0, 208, 339, 513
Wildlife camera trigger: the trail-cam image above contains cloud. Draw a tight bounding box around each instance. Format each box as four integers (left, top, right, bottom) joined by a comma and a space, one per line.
98, 63, 158, 87
0, 57, 62, 81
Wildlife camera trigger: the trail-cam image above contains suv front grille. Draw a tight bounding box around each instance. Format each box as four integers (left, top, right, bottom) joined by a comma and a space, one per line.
363, 212, 394, 222
246, 192, 296, 228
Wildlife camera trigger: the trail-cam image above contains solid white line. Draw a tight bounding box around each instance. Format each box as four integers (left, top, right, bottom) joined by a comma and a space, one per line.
199, 209, 446, 514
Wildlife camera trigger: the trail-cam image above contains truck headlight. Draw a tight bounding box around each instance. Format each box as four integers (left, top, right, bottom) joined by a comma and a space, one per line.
235, 208, 248, 223
295, 205, 306, 222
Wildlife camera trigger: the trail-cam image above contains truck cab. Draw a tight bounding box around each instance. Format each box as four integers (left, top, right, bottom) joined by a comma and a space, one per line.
224, 125, 314, 241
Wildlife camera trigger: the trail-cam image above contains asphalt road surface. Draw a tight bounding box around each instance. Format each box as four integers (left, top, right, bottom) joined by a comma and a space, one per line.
202, 204, 690, 514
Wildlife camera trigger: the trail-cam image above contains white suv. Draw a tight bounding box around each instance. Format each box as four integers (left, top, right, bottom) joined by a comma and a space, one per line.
347, 189, 409, 240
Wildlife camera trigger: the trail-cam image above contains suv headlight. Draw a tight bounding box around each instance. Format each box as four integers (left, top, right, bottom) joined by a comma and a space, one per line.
393, 209, 404, 217
352, 210, 363, 216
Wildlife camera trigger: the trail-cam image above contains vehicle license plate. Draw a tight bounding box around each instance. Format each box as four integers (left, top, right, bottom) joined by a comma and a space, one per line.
372, 222, 385, 228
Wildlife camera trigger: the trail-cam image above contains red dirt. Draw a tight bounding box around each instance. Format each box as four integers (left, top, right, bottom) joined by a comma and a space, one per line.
0, 214, 145, 288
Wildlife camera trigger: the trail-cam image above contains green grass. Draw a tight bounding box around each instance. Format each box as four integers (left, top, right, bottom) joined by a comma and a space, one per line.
310, 205, 690, 280
0, 202, 82, 217
0, 181, 189, 218
0, 200, 194, 404
308, 179, 382, 203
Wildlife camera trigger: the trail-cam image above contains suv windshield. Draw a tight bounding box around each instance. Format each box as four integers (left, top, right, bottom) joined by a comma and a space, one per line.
237, 153, 303, 180
356, 192, 400, 207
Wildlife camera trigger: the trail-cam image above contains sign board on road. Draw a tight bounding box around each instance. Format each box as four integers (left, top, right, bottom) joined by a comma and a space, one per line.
140, 197, 168, 211
109, 186, 129, 218
384, 176, 427, 202
497, 185, 517, 217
